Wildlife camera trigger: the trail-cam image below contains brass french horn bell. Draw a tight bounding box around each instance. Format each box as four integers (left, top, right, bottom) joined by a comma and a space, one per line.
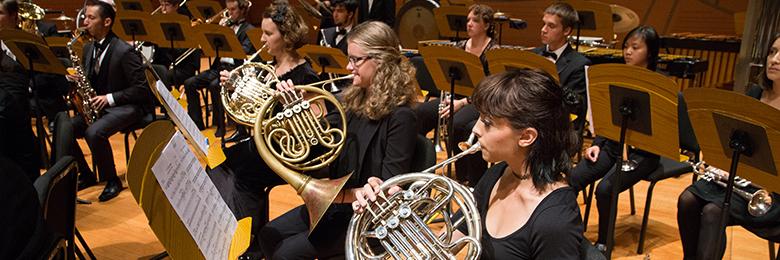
253, 84, 350, 231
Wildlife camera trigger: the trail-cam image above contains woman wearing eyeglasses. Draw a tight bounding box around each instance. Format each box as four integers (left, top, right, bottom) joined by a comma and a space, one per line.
257, 21, 419, 259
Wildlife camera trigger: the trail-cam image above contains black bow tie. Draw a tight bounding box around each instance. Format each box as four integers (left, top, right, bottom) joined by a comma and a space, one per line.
541, 50, 558, 61
94, 41, 106, 51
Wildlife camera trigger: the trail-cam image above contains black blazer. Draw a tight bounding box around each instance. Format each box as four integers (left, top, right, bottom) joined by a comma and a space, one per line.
328, 105, 418, 187
318, 27, 349, 55
531, 44, 591, 98
358, 0, 395, 27
82, 32, 152, 111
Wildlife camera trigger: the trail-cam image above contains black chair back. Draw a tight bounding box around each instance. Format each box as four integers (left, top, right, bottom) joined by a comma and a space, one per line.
51, 111, 75, 161
411, 134, 437, 172
34, 156, 78, 247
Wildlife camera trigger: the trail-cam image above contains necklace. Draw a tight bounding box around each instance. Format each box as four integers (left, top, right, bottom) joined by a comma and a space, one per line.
509, 169, 531, 180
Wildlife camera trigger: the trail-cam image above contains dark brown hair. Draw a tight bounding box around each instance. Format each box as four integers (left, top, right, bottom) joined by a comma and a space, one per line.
471, 69, 577, 190
263, 1, 309, 51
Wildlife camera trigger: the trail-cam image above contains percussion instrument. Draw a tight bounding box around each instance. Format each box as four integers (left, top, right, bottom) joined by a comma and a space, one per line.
396, 0, 440, 49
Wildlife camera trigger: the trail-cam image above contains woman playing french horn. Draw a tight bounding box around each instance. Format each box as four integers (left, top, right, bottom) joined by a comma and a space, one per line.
355, 69, 585, 259
216, 1, 319, 258
255, 21, 418, 259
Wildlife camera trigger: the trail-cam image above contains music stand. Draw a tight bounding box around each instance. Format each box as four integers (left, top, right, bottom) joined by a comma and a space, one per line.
114, 0, 155, 13
420, 45, 484, 177
0, 29, 68, 168
485, 48, 559, 83
434, 6, 468, 42
154, 13, 202, 89
114, 10, 166, 47
43, 36, 73, 59
186, 0, 224, 21
683, 88, 780, 254
193, 23, 246, 69
568, 0, 614, 51
298, 44, 350, 93
588, 64, 680, 259
126, 120, 250, 260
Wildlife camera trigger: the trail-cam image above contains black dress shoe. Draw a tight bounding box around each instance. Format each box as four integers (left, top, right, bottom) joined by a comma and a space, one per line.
224, 128, 249, 143
98, 179, 124, 202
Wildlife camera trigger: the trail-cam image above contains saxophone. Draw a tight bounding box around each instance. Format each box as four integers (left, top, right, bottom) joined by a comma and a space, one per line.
67, 30, 100, 125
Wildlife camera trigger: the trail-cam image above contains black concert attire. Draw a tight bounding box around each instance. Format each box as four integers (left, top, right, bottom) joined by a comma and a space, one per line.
183, 20, 254, 133
0, 40, 41, 181
531, 44, 591, 132
70, 32, 153, 197
458, 162, 583, 259
316, 26, 351, 93
258, 103, 418, 259
568, 136, 660, 245
357, 0, 396, 27
413, 38, 498, 186
221, 61, 319, 256
677, 84, 780, 260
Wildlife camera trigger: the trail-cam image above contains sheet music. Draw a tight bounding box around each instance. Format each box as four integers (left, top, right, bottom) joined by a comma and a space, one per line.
151, 132, 236, 260
584, 65, 595, 135
155, 81, 210, 158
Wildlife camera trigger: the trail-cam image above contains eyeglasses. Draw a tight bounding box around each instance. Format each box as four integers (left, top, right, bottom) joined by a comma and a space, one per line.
348, 55, 373, 67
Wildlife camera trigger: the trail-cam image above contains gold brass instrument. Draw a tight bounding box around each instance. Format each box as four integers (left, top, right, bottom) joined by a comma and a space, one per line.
318, 29, 344, 93
346, 140, 483, 259
18, 1, 45, 34
691, 161, 773, 217
67, 29, 101, 125
433, 91, 451, 153
296, 0, 332, 20
251, 81, 350, 231
222, 60, 353, 126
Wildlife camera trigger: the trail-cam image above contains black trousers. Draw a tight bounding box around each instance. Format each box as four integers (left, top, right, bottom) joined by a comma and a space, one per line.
259, 204, 352, 259
415, 99, 485, 185
569, 146, 659, 244
71, 105, 142, 181
184, 69, 222, 130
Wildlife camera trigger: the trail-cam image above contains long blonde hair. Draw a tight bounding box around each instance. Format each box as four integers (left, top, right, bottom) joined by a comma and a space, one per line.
342, 21, 417, 120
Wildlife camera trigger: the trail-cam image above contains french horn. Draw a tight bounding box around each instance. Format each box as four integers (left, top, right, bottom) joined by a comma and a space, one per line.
249, 75, 351, 231
345, 140, 483, 259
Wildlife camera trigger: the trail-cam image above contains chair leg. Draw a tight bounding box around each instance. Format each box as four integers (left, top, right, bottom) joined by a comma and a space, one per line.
75, 227, 96, 260
637, 181, 658, 254
583, 183, 595, 232
124, 132, 131, 165
770, 241, 777, 260
629, 186, 636, 215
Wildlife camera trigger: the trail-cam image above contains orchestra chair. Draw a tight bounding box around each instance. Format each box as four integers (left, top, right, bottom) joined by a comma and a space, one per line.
121, 111, 158, 165
581, 92, 699, 254
412, 134, 438, 172
33, 156, 78, 259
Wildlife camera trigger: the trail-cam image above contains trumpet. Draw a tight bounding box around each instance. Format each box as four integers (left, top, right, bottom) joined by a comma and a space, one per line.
690, 161, 773, 217
433, 91, 451, 152
346, 140, 482, 259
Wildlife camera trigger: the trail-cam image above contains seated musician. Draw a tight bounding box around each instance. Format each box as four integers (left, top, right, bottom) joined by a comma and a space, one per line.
66, 0, 153, 202
257, 21, 418, 259
316, 0, 357, 93
567, 25, 663, 253
355, 69, 584, 259
149, 0, 200, 90
414, 3, 498, 186
531, 2, 591, 132
0, 0, 41, 182
216, 2, 318, 257
677, 33, 780, 260
183, 0, 253, 138
357, 0, 395, 28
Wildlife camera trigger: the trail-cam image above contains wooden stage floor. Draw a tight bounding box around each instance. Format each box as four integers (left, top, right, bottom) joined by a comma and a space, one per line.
69, 127, 776, 260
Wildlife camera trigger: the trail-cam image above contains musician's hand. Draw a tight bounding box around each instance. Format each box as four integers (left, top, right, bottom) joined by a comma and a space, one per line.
90, 95, 109, 110
439, 98, 468, 118
585, 145, 600, 162
66, 74, 78, 82
352, 177, 401, 214
219, 70, 230, 85
322, 1, 331, 8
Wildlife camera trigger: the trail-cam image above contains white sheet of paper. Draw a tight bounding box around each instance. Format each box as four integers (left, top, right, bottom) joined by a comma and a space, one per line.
585, 65, 595, 135
155, 80, 210, 158
151, 132, 237, 260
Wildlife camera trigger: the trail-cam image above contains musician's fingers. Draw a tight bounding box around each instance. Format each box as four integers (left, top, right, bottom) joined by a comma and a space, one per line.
367, 176, 384, 190
354, 189, 367, 208
388, 186, 402, 196
363, 183, 377, 202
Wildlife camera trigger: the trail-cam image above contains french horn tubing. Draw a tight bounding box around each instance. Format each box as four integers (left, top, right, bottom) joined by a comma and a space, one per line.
345, 140, 483, 260
252, 82, 350, 231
